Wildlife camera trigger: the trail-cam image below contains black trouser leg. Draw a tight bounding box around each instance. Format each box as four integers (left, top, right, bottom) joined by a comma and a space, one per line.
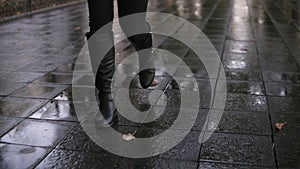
87, 0, 115, 125
87, 0, 114, 93
117, 0, 155, 88
87, 0, 113, 34
86, 0, 153, 125
118, 0, 150, 42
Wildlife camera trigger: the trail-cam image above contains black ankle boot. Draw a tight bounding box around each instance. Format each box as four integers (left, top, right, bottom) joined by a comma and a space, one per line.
130, 34, 155, 89
97, 92, 116, 126
86, 31, 117, 126
139, 66, 155, 89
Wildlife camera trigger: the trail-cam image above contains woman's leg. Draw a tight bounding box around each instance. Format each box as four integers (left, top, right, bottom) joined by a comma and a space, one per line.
117, 0, 155, 88
117, 0, 150, 42
87, 0, 114, 34
87, 0, 116, 125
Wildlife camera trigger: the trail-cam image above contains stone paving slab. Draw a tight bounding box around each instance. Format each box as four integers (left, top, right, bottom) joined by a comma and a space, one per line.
0, 119, 76, 147
200, 133, 276, 167
0, 0, 299, 168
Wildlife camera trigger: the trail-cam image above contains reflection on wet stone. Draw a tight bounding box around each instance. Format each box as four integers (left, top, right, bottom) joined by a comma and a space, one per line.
217, 94, 268, 112
35, 149, 120, 169
0, 144, 50, 169
0, 82, 26, 96
0, 0, 299, 167
200, 133, 276, 166
0, 119, 76, 147
0, 98, 47, 117
10, 83, 68, 99
0, 117, 22, 136
29, 100, 78, 121
33, 72, 77, 85
117, 157, 198, 169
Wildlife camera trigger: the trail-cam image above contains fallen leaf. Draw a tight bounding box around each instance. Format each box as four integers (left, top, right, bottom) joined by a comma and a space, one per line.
122, 133, 135, 141
74, 26, 81, 30
274, 122, 287, 130
150, 79, 158, 86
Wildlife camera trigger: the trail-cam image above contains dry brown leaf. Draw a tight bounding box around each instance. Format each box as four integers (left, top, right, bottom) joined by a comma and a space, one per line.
74, 26, 81, 30
274, 122, 287, 130
150, 79, 158, 86
122, 133, 135, 141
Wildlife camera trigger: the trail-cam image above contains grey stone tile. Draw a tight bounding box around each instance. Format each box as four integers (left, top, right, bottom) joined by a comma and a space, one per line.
259, 54, 300, 72
194, 111, 271, 136
271, 109, 300, 168
174, 65, 211, 79
0, 62, 27, 71
117, 158, 198, 169
225, 69, 263, 81
267, 96, 300, 113
227, 31, 255, 41
0, 97, 47, 117
0, 144, 50, 169
274, 134, 300, 169
127, 89, 155, 111
141, 106, 201, 130
200, 133, 276, 167
167, 78, 211, 92
222, 53, 260, 70
0, 0, 299, 168
262, 71, 300, 84
132, 129, 201, 161
215, 94, 268, 112
65, 86, 95, 103
225, 81, 265, 95
257, 42, 289, 55
156, 89, 208, 109
53, 62, 92, 73
32, 72, 77, 85
56, 124, 104, 153
18, 60, 62, 72
29, 100, 79, 122
265, 82, 300, 97
260, 60, 300, 72
72, 74, 94, 87
271, 112, 300, 134
0, 117, 22, 136
10, 83, 68, 99
53, 86, 73, 101
112, 73, 171, 90
0, 119, 76, 147
0, 72, 45, 83
198, 162, 275, 169
56, 124, 137, 153
224, 40, 257, 54
35, 149, 120, 169
0, 82, 26, 96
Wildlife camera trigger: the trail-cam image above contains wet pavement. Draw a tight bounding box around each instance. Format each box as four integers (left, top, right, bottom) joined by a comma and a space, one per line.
0, 0, 300, 168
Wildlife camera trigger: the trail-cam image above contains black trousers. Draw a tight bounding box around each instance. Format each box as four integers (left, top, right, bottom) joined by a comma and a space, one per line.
87, 0, 152, 93
87, 0, 150, 42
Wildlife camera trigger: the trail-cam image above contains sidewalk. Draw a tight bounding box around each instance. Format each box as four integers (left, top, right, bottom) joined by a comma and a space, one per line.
0, 0, 299, 169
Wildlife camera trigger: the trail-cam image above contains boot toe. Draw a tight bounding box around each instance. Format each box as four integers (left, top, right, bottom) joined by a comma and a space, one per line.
139, 69, 155, 88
